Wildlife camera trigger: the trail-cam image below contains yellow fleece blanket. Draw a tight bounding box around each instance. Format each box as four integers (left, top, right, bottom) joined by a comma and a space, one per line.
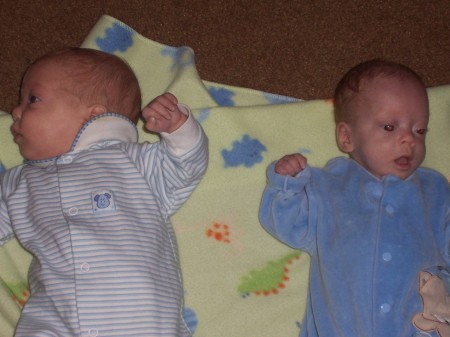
1, 15, 449, 337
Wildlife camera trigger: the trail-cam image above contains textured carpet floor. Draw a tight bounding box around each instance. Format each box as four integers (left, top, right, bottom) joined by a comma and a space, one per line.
1, 0, 449, 111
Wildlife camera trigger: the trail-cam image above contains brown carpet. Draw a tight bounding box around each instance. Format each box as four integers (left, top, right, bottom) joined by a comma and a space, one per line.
1, 1, 449, 112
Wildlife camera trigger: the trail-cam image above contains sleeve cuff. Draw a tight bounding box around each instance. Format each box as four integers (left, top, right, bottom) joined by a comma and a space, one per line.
267, 161, 311, 192
160, 103, 202, 156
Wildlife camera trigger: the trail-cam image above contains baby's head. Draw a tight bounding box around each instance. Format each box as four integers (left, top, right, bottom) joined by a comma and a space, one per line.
333, 59, 429, 179
11, 48, 141, 161
33, 48, 142, 122
334, 59, 428, 125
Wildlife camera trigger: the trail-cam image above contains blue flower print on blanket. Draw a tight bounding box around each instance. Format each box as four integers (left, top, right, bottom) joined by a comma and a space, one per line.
183, 307, 198, 333
208, 86, 236, 106
222, 135, 267, 168
0, 162, 5, 174
263, 92, 300, 104
196, 108, 211, 124
161, 46, 195, 71
96, 22, 134, 53
299, 148, 312, 155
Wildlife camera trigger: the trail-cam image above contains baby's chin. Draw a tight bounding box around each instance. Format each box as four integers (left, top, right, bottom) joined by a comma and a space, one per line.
367, 165, 417, 181
22, 148, 66, 162
380, 167, 417, 180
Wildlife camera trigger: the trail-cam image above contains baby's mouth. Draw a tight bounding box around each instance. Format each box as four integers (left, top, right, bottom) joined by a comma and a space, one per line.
11, 129, 22, 143
394, 156, 412, 169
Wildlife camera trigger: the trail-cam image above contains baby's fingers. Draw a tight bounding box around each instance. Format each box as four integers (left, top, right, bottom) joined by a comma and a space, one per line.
143, 92, 178, 119
161, 92, 178, 105
153, 92, 178, 114
275, 161, 297, 176
275, 154, 307, 176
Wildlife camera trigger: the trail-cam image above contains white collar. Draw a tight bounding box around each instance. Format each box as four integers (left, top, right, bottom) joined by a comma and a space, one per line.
27, 113, 138, 166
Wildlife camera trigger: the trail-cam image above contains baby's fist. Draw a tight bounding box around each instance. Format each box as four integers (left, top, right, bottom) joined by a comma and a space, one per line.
142, 92, 187, 133
275, 153, 307, 176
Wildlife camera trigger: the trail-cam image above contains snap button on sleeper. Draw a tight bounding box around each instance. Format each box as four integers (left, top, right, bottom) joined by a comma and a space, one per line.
68, 207, 78, 216
365, 182, 382, 199
385, 205, 395, 216
88, 328, 98, 337
382, 252, 392, 262
80, 263, 90, 272
380, 302, 391, 313
62, 156, 73, 164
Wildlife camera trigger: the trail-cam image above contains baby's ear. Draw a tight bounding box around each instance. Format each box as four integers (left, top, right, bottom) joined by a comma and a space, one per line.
89, 104, 108, 117
336, 122, 354, 153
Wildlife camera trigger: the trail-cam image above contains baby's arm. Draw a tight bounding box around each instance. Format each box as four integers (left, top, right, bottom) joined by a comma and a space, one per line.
259, 153, 313, 250
142, 92, 187, 134
275, 153, 307, 176
136, 92, 208, 216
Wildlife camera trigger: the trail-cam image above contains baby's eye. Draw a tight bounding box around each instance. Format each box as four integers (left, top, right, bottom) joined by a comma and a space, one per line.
28, 95, 40, 104
415, 128, 428, 135
383, 125, 395, 132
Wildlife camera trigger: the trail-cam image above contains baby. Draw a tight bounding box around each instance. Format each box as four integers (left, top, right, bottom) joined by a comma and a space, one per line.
259, 59, 449, 337
0, 48, 208, 336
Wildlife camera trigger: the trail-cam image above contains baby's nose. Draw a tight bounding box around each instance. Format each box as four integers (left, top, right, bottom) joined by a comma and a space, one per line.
400, 130, 415, 147
11, 106, 21, 122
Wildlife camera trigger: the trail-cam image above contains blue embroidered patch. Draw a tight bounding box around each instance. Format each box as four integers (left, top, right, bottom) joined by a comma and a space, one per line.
96, 22, 134, 53
92, 190, 116, 213
222, 135, 267, 168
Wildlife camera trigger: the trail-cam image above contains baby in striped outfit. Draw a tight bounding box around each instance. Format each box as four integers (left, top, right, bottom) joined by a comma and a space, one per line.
1, 48, 208, 337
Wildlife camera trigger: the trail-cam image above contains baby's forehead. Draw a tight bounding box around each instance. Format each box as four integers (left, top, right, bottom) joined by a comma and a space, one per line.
21, 59, 67, 89
360, 73, 422, 89
357, 75, 427, 103
354, 76, 428, 113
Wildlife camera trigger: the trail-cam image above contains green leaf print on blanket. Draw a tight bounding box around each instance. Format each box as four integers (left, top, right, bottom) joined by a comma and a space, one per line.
0, 280, 29, 308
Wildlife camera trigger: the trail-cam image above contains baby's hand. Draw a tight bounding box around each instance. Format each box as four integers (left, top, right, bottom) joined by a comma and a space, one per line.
142, 92, 187, 133
275, 153, 307, 176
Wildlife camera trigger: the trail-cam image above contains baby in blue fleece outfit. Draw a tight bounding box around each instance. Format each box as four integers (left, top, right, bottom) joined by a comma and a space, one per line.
259, 59, 450, 337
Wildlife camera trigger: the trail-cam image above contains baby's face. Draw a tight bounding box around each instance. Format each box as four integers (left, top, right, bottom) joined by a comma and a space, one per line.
346, 76, 429, 179
11, 59, 92, 161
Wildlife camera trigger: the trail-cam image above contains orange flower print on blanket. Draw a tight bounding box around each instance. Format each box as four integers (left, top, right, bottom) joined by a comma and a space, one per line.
206, 222, 231, 243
